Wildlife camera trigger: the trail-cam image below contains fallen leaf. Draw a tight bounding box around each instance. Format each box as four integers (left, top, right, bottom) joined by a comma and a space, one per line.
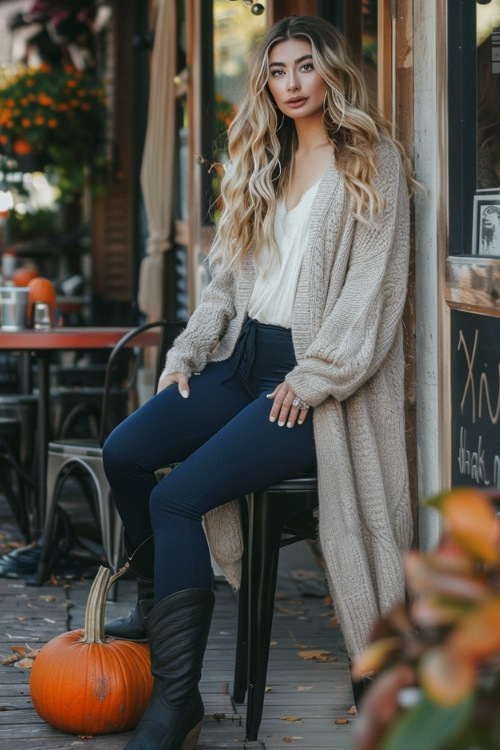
280, 716, 302, 722
296, 685, 314, 691
265, 687, 273, 693
2, 654, 19, 665
277, 607, 305, 615
270, 641, 278, 646
39, 594, 56, 602
282, 739, 293, 744
297, 649, 331, 661
14, 658, 34, 669
335, 718, 349, 725
347, 705, 357, 715
15, 617, 25, 622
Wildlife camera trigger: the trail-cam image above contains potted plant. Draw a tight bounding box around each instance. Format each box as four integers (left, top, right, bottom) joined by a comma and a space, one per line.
352, 487, 500, 750
0, 63, 107, 197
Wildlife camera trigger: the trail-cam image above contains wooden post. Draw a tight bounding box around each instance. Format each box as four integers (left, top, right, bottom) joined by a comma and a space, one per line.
394, 0, 418, 541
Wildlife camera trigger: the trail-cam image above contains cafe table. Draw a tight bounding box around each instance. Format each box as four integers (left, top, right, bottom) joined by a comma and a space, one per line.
0, 327, 160, 565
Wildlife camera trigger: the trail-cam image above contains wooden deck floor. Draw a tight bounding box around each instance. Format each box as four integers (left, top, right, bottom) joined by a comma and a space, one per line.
0, 497, 357, 749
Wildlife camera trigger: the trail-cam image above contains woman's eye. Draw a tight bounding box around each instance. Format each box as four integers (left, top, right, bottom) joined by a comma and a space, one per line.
271, 69, 284, 77
301, 63, 313, 72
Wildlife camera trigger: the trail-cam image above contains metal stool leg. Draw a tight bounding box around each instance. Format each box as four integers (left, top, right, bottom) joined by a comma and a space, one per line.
245, 489, 285, 742
233, 499, 249, 704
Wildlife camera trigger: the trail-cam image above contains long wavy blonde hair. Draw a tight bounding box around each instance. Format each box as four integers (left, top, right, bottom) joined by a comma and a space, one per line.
209, 15, 416, 271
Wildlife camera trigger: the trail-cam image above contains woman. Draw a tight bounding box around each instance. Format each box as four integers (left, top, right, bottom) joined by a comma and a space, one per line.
103, 14, 416, 750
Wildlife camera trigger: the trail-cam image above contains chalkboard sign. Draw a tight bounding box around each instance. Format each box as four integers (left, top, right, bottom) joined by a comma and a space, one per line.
451, 309, 500, 489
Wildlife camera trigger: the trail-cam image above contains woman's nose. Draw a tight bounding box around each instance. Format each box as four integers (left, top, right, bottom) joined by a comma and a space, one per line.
287, 75, 299, 91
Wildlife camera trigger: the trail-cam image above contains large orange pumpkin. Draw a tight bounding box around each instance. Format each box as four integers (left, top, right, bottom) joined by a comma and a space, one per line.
30, 566, 153, 735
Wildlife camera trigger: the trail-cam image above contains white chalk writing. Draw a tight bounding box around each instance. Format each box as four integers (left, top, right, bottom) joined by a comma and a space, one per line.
458, 328, 500, 424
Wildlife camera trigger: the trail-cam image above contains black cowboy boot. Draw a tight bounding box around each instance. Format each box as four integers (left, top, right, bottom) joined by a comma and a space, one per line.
124, 588, 215, 750
105, 534, 154, 641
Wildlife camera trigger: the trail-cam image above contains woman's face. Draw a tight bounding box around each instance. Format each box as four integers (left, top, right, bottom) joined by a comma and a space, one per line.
267, 38, 328, 123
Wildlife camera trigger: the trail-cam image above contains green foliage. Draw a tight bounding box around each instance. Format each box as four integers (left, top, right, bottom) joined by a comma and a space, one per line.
7, 207, 59, 240
380, 693, 474, 750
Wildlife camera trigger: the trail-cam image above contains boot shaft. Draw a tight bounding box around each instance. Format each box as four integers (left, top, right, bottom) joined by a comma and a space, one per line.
145, 588, 215, 707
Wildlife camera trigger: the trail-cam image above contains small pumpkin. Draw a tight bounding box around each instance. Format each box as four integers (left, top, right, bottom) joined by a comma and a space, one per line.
30, 565, 153, 735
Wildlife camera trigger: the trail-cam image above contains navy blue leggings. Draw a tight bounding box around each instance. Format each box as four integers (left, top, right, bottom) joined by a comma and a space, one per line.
103, 319, 316, 602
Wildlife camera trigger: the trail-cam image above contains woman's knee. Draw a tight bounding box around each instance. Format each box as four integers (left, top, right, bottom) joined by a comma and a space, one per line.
102, 422, 139, 477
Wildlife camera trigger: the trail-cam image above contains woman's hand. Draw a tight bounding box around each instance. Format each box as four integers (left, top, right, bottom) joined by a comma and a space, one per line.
157, 370, 191, 397
267, 381, 310, 428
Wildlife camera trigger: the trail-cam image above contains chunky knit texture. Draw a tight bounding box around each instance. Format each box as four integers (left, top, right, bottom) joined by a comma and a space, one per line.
164, 138, 413, 658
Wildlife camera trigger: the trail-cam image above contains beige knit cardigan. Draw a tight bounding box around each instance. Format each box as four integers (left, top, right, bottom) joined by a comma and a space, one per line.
164, 138, 413, 658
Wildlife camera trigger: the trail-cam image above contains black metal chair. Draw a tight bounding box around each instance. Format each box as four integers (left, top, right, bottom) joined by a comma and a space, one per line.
36, 321, 167, 586
0, 394, 38, 540
233, 475, 319, 741
0, 416, 35, 541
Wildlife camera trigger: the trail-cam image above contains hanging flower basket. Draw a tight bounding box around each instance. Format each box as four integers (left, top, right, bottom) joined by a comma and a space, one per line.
0, 63, 107, 196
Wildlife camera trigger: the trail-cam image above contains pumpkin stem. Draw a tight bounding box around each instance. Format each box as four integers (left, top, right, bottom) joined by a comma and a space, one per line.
80, 563, 130, 644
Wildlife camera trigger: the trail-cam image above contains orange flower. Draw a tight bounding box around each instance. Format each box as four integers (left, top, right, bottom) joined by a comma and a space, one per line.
38, 94, 53, 106
0, 134, 8, 144
66, 79, 77, 88
21, 118, 31, 129
57, 103, 69, 112
13, 138, 33, 155
0, 108, 11, 125
35, 116, 45, 125
47, 119, 57, 128
25, 78, 35, 87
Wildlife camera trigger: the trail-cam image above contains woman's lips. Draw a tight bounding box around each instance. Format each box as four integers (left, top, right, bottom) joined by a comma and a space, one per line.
286, 97, 308, 108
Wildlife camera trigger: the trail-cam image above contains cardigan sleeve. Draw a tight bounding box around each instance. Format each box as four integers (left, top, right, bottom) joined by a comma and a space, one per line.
286, 142, 410, 406
163, 265, 237, 376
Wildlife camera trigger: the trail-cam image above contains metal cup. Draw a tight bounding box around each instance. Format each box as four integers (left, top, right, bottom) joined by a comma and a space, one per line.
33, 301, 51, 331
0, 287, 29, 330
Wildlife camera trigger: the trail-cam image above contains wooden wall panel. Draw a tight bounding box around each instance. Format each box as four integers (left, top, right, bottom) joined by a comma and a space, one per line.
91, 0, 135, 303
92, 184, 133, 301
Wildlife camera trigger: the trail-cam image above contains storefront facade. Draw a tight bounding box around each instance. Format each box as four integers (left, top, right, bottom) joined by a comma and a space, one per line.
171, 0, 500, 546
2, 0, 498, 547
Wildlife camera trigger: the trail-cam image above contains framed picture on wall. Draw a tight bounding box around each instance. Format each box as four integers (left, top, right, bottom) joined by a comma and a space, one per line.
472, 193, 500, 256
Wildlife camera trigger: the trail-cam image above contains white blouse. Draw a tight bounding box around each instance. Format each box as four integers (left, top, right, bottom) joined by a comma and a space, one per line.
248, 180, 320, 328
